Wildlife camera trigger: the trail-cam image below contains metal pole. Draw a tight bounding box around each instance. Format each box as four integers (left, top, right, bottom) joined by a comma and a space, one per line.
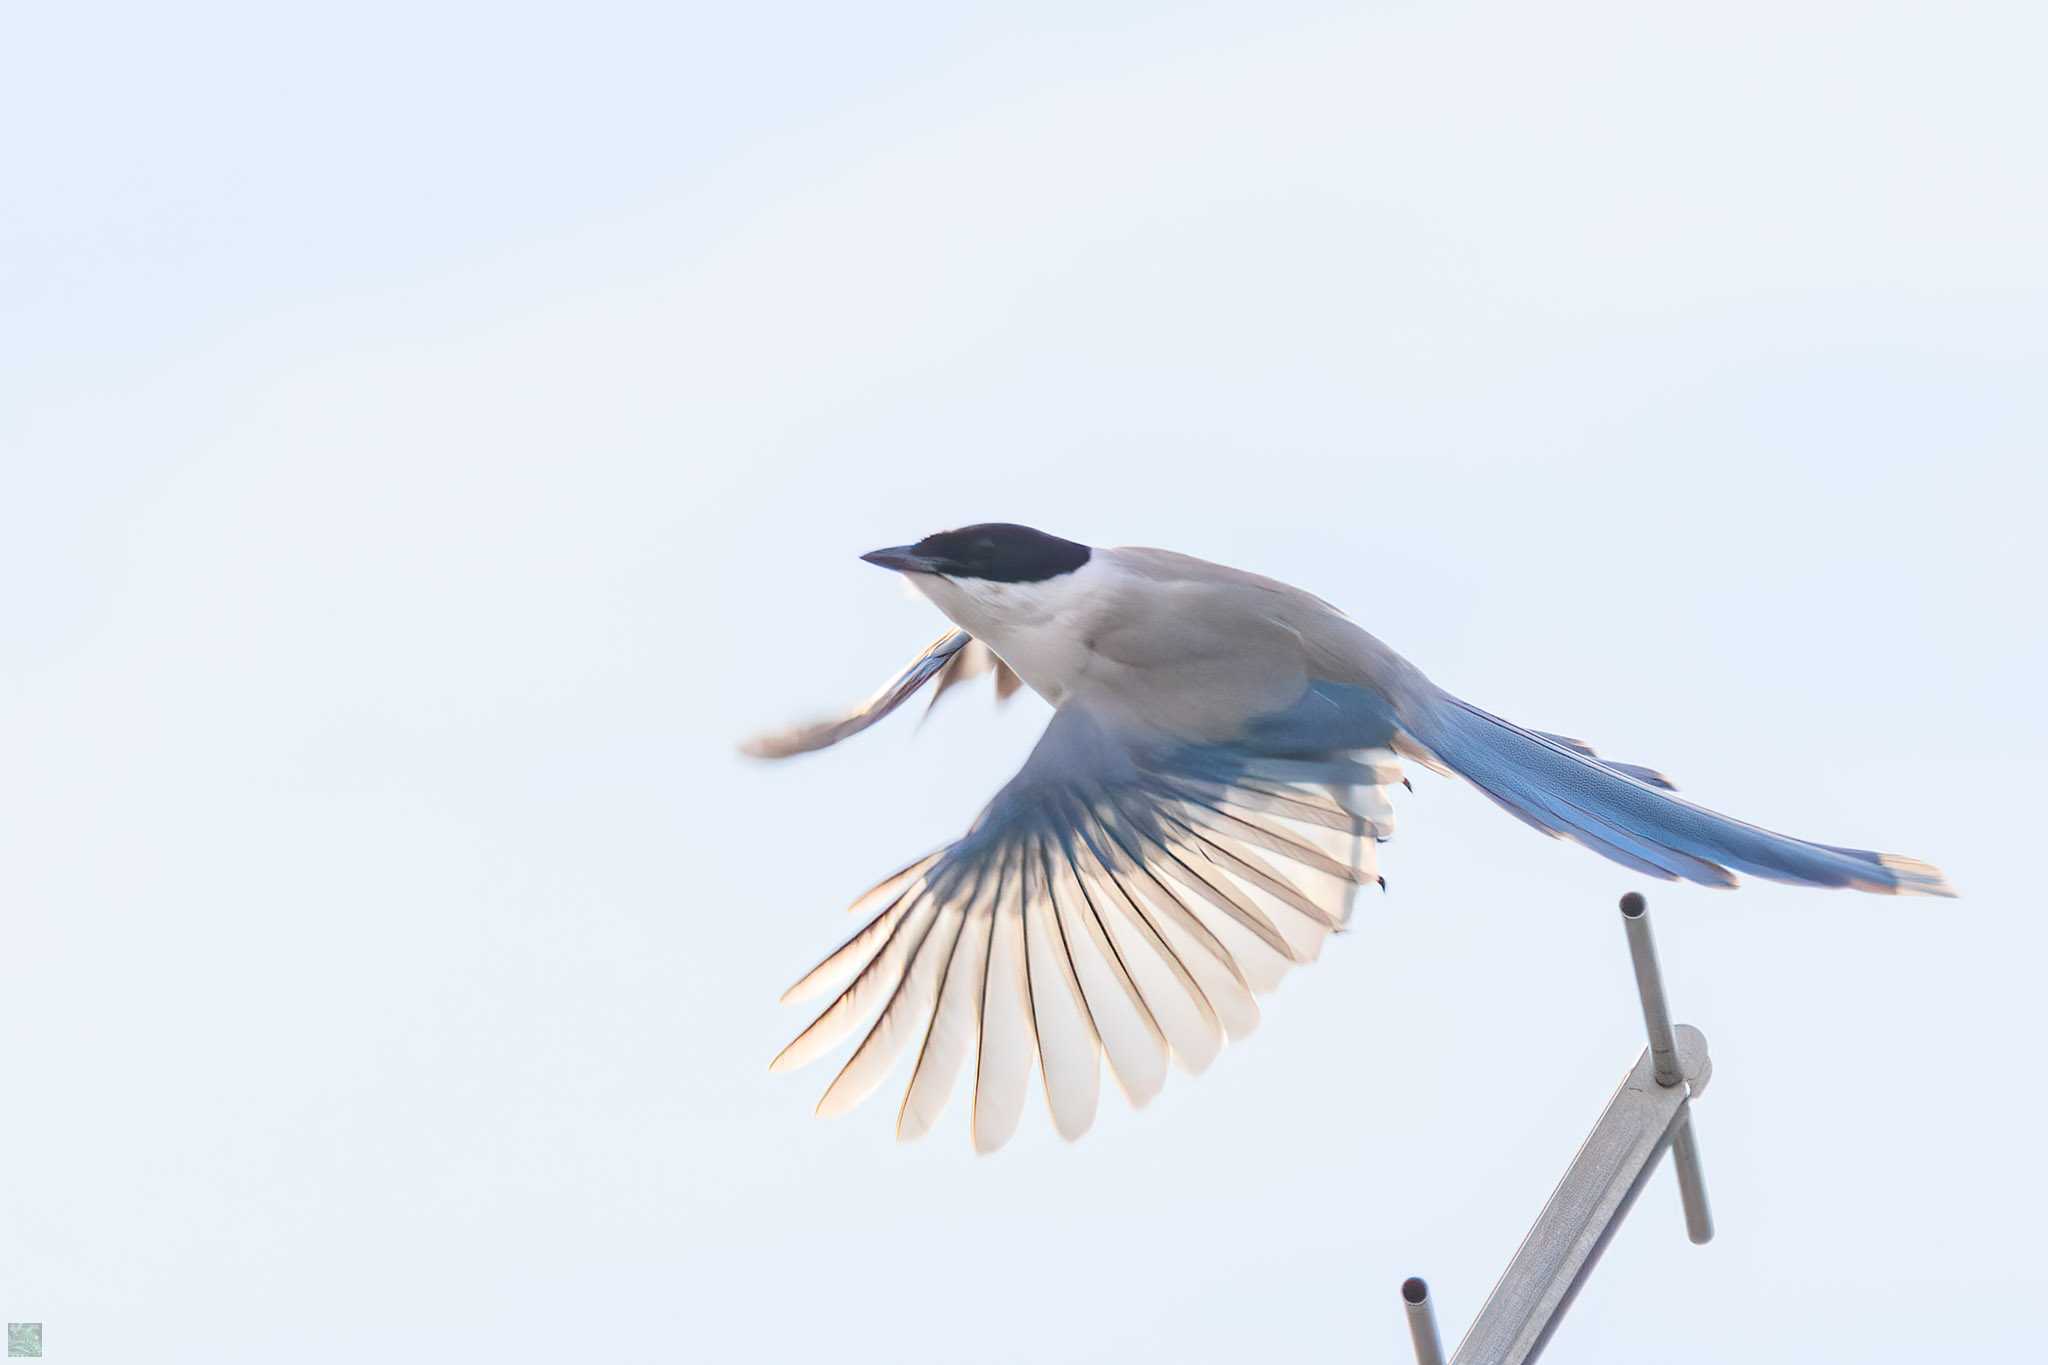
1669, 1116, 1714, 1245
1447, 1025, 1711, 1364
1618, 893, 1713, 1244
1402, 1278, 1447, 1365
1396, 891, 1719, 1363
1619, 892, 1680, 1084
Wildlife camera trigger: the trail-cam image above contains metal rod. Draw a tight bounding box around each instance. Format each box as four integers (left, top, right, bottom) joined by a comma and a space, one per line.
1402, 1277, 1447, 1365
1618, 892, 1680, 1086
1450, 1027, 1711, 1364
1670, 1112, 1714, 1245
1397, 892, 1719, 1362
1617, 892, 1714, 1245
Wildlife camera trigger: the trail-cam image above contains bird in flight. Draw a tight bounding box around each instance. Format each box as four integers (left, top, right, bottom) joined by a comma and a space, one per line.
744, 524, 1951, 1151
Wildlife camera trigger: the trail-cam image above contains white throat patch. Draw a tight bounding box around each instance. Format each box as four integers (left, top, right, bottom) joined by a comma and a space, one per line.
906, 559, 1111, 704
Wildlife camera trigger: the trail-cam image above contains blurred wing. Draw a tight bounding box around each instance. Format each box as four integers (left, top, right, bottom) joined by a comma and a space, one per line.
740, 629, 1023, 760
923, 637, 1025, 718
772, 704, 1402, 1151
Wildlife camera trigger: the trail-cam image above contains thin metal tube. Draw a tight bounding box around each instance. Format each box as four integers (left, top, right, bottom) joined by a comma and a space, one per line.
1620, 892, 1714, 1245
1450, 1029, 1710, 1363
1402, 1277, 1447, 1365
1670, 1112, 1714, 1245
1398, 893, 1719, 1362
1619, 893, 1681, 1086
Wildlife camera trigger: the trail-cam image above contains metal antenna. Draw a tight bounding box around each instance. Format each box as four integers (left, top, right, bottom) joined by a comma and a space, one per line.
1401, 892, 1715, 1364
1402, 1278, 1446, 1365
1620, 892, 1713, 1244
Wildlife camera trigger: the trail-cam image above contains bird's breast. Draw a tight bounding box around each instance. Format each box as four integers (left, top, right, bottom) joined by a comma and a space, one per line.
979, 622, 1095, 705
908, 573, 1104, 706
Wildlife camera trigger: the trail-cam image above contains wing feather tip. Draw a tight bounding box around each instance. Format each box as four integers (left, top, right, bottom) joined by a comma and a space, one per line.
1103, 1066, 1165, 1109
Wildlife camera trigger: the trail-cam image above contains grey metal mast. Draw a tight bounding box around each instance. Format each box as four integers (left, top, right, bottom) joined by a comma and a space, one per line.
1399, 893, 1715, 1365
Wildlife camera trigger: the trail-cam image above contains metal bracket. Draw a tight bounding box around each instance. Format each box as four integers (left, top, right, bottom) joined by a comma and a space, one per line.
1401, 893, 1714, 1365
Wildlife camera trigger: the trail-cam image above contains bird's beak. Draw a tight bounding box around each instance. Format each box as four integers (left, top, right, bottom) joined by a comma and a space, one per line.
860, 545, 944, 575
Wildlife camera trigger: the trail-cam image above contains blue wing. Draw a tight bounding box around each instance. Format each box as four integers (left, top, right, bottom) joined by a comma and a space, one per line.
772, 704, 1402, 1151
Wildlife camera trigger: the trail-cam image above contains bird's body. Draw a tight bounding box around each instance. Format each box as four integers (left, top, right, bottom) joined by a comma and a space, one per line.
913, 547, 1433, 739
747, 524, 1952, 1151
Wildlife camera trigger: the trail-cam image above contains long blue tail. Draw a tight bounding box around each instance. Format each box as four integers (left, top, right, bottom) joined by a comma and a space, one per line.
1413, 693, 1953, 895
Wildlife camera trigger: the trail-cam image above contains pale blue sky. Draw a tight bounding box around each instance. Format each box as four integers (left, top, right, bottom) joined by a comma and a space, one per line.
4, 4, 2043, 1361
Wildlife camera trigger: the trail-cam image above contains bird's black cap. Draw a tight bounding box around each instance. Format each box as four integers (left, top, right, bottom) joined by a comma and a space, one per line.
861, 523, 1090, 584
